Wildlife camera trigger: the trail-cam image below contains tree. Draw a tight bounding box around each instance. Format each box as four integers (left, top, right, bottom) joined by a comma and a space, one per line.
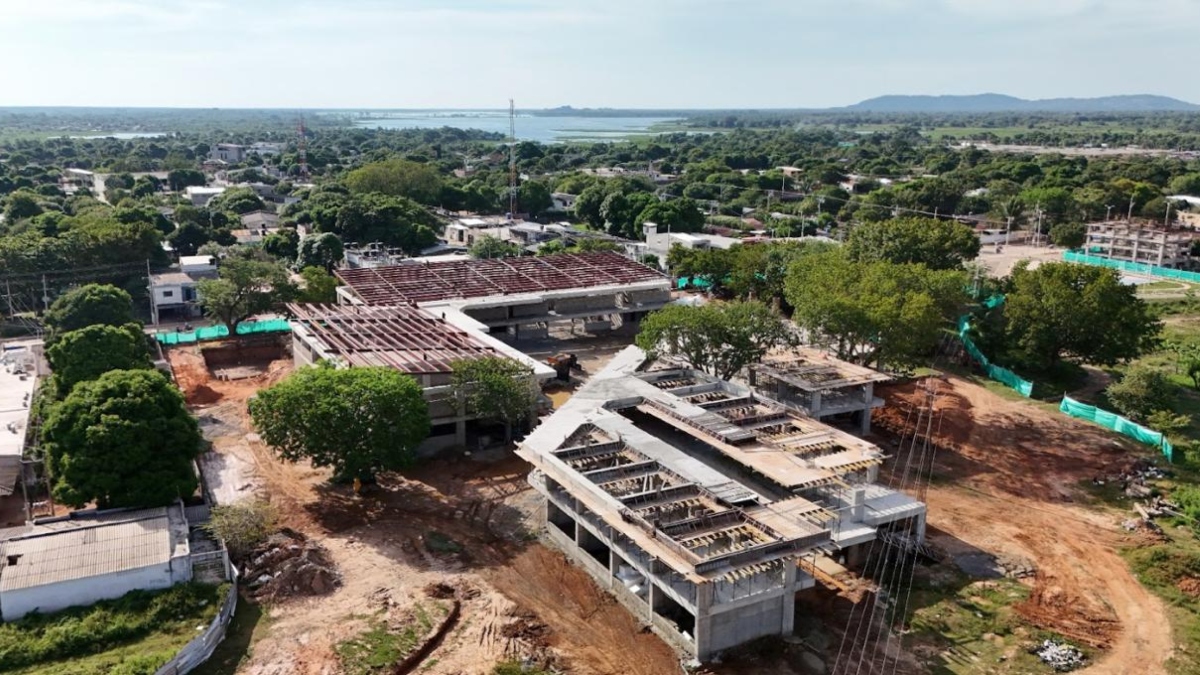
44, 283, 137, 347
1189, 359, 1200, 390
518, 180, 553, 217
785, 251, 968, 369
167, 169, 206, 192
46, 323, 152, 394
262, 228, 300, 261
197, 257, 295, 333
248, 364, 430, 482
469, 236, 522, 259
345, 158, 443, 205
728, 241, 834, 302
208, 187, 266, 215
43, 369, 200, 508
635, 301, 793, 379
1106, 365, 1175, 422
295, 232, 344, 271
1049, 222, 1087, 249
204, 499, 278, 558
297, 266, 339, 303
845, 217, 981, 270
168, 221, 214, 256
635, 197, 705, 236
997, 262, 1160, 369
3, 191, 43, 222
450, 357, 539, 441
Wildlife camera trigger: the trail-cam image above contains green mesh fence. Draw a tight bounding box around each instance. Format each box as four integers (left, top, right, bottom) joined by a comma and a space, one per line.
1063, 250, 1200, 283
155, 318, 291, 345
957, 304, 1035, 398
1059, 395, 1175, 462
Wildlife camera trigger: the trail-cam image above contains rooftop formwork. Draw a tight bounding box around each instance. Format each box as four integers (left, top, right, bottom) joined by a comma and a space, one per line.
748, 347, 893, 434
517, 347, 925, 662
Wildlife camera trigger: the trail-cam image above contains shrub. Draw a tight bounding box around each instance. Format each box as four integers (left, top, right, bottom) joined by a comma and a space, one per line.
204, 499, 278, 558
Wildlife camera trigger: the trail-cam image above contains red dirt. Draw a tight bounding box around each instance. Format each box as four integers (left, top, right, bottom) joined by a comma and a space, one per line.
878, 376, 1173, 674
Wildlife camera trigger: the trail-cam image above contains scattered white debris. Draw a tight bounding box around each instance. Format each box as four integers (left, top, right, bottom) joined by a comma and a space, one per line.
1034, 639, 1086, 672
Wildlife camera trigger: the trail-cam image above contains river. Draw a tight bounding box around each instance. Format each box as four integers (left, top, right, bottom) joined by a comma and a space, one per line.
348, 110, 679, 143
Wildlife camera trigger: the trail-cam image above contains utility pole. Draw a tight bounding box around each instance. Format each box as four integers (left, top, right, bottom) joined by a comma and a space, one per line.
4, 279, 13, 319
1165, 200, 1173, 228
40, 275, 49, 314
146, 259, 158, 326
1005, 216, 1014, 247
1106, 204, 1114, 221
1034, 202, 1043, 247
1127, 194, 1136, 222
508, 98, 517, 219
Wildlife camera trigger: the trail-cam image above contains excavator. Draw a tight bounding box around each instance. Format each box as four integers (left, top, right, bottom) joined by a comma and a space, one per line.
546, 353, 580, 382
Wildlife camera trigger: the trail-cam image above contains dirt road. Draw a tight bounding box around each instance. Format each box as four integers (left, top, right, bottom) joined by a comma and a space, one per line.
877, 376, 1173, 674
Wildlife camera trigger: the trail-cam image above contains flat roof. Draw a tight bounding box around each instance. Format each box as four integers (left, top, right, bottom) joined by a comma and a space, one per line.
0, 509, 182, 592
288, 303, 501, 375
336, 252, 667, 306
0, 349, 37, 495
753, 347, 893, 392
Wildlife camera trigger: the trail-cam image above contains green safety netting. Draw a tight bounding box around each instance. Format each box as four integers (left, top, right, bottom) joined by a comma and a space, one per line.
957, 303, 1035, 398
676, 276, 714, 290
1064, 250, 1200, 283
1059, 395, 1175, 462
155, 318, 291, 345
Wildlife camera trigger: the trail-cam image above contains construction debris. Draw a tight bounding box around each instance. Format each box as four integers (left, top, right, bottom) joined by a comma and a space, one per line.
243, 528, 341, 600
1032, 639, 1086, 672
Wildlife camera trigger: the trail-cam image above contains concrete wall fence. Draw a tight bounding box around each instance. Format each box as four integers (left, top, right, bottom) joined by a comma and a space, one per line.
154, 566, 239, 675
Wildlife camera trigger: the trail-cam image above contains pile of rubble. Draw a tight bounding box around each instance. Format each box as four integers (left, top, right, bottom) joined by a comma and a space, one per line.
1032, 639, 1086, 672
243, 528, 341, 600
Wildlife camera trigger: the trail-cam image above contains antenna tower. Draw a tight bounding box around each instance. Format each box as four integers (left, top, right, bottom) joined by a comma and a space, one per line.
509, 99, 517, 218
297, 116, 310, 181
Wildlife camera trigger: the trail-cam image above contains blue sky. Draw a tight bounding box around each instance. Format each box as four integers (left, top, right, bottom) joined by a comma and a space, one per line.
0, 0, 1194, 108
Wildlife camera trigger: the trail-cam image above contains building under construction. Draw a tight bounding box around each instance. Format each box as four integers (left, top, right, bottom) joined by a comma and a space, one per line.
748, 348, 893, 434
1085, 221, 1198, 269
334, 252, 672, 339
516, 347, 925, 662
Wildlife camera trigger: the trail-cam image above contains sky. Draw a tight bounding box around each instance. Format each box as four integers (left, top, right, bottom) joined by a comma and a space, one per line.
0, 0, 1196, 109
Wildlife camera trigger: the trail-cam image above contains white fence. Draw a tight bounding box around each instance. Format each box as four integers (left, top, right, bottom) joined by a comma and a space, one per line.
153, 566, 239, 675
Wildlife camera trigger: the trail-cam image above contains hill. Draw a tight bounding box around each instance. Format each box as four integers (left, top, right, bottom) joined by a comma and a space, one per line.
844, 93, 1200, 113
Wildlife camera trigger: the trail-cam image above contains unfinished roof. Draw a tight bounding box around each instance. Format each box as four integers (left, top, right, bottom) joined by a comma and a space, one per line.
0, 512, 175, 592
0, 349, 37, 496
288, 303, 499, 375
335, 252, 667, 305
753, 347, 893, 392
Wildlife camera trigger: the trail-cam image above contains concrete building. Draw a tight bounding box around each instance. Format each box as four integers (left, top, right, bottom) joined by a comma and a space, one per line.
550, 192, 577, 213
517, 347, 925, 661
334, 252, 673, 340
183, 186, 227, 207
0, 506, 205, 621
748, 348, 893, 434
288, 303, 556, 451
0, 348, 37, 498
150, 256, 217, 321
1085, 221, 1198, 268
209, 144, 246, 163
249, 142, 284, 157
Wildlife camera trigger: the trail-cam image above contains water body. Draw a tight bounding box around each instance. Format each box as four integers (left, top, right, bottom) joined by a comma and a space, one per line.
350, 111, 679, 143
68, 132, 166, 140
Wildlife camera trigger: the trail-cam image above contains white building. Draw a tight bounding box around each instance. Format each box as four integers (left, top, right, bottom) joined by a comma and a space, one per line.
183, 186, 227, 207
0, 506, 201, 621
550, 192, 578, 213
0, 348, 37, 498
209, 144, 246, 163
150, 256, 217, 321
249, 142, 284, 157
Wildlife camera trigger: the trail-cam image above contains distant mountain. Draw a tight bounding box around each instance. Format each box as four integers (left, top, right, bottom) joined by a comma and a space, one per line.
843, 93, 1200, 113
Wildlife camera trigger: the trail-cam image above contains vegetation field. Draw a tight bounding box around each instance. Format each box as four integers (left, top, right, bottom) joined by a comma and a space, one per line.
0, 583, 225, 675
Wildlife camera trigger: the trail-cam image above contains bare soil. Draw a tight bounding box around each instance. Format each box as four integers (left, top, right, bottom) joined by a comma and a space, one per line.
166, 342, 683, 675
876, 375, 1174, 674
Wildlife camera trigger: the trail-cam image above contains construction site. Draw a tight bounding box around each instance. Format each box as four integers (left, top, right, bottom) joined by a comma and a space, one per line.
125, 249, 1176, 675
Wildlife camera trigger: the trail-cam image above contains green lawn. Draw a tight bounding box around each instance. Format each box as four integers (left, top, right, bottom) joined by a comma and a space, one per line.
0, 583, 226, 675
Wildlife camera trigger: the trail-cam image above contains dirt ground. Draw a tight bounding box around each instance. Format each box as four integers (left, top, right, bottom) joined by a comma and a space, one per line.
875, 376, 1174, 675
167, 340, 683, 675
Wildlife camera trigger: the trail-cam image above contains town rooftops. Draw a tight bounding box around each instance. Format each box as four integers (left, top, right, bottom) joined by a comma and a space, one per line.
0, 508, 187, 592
335, 252, 668, 306
0, 349, 36, 496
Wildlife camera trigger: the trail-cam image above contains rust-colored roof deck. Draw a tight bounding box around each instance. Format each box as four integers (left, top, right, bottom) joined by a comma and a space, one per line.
287, 303, 498, 375
335, 251, 667, 305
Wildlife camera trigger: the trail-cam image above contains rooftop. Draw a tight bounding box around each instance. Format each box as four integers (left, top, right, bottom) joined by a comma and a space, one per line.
336, 252, 667, 306
0, 348, 37, 496
752, 347, 894, 392
0, 507, 188, 592
287, 303, 501, 375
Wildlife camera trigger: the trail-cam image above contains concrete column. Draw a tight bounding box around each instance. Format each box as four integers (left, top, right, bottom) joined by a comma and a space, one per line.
455, 419, 466, 445
810, 390, 822, 416
694, 582, 714, 661
781, 564, 797, 636
914, 511, 927, 544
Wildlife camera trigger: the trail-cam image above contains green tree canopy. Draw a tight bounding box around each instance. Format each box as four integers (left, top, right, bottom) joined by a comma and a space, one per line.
469, 235, 522, 259
994, 262, 1160, 369
46, 323, 153, 394
845, 217, 981, 270
1106, 365, 1176, 422
635, 300, 793, 379
44, 369, 200, 508
248, 364, 430, 481
345, 158, 443, 205
1049, 222, 1087, 249
450, 356, 539, 440
197, 257, 295, 332
297, 266, 339, 304
44, 283, 138, 347
295, 232, 344, 271
208, 187, 266, 215
262, 227, 300, 261
785, 251, 968, 369
518, 180, 553, 217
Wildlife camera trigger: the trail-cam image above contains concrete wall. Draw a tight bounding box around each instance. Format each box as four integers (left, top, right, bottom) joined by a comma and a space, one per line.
1, 563, 175, 621
706, 595, 787, 653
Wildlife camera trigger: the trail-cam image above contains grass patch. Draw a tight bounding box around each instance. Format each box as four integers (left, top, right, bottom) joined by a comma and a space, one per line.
1123, 534, 1200, 675
0, 583, 225, 675
492, 660, 555, 675
336, 604, 443, 675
